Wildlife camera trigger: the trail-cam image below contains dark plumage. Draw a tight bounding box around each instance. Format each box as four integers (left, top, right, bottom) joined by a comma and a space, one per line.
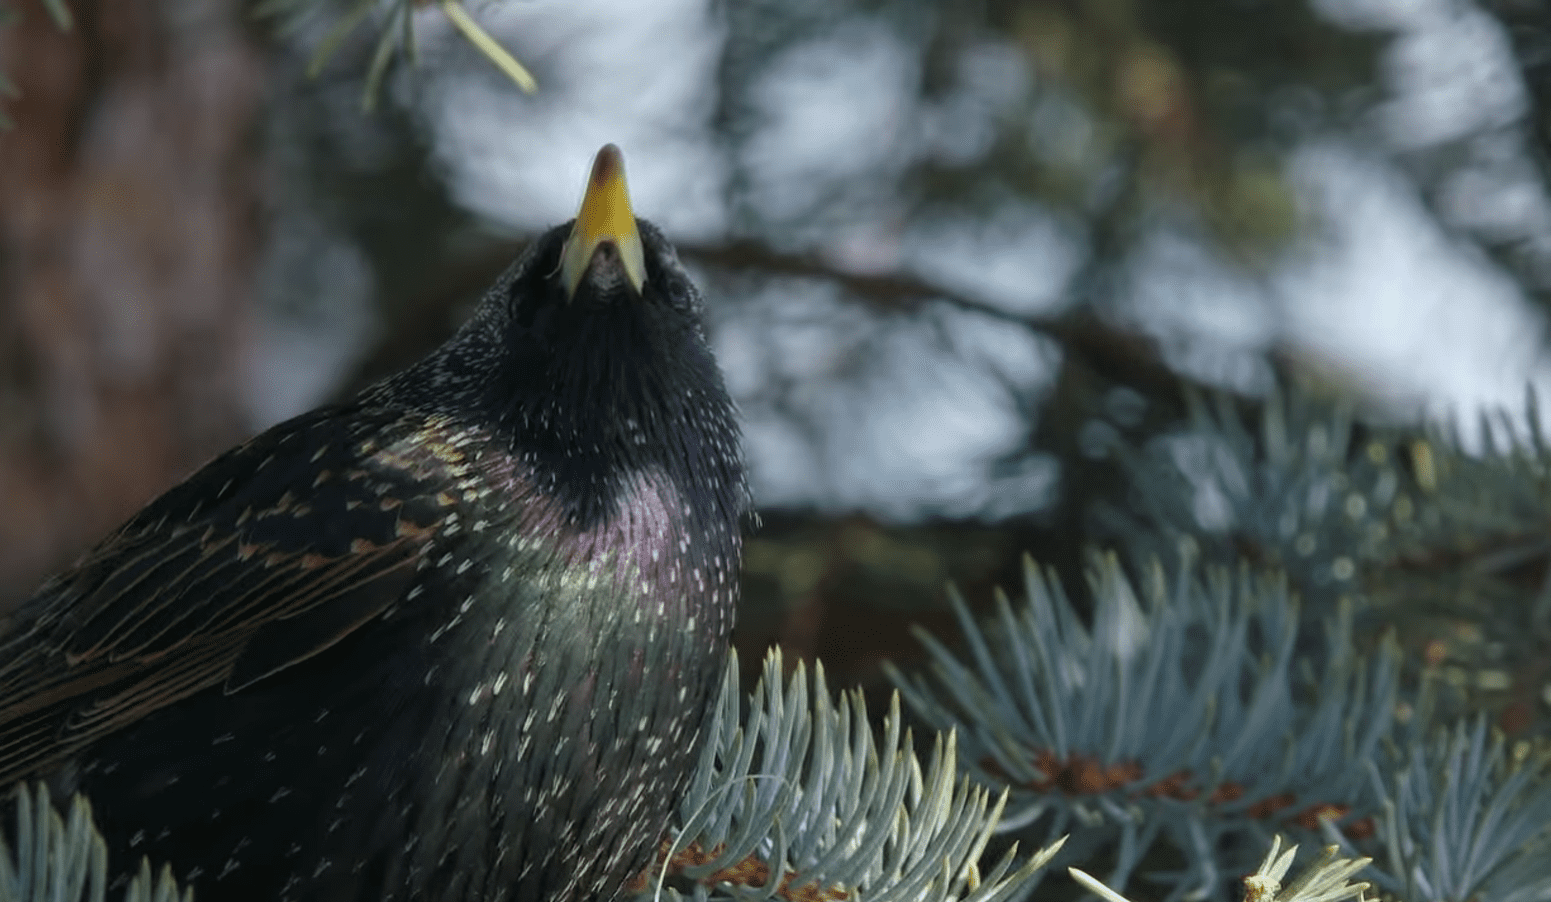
0, 145, 747, 902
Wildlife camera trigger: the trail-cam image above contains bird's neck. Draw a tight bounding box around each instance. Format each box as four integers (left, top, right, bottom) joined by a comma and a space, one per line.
392, 300, 747, 546
497, 323, 746, 537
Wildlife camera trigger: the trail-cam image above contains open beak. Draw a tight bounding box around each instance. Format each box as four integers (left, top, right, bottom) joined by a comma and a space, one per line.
560, 144, 647, 299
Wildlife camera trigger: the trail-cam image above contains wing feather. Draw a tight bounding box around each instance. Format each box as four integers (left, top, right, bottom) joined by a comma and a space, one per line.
0, 401, 472, 785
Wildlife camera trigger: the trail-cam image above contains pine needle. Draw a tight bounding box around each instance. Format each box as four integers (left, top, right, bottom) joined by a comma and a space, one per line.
439, 0, 537, 94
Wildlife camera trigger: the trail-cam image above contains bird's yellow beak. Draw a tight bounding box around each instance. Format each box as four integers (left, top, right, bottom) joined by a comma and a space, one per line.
561, 144, 647, 299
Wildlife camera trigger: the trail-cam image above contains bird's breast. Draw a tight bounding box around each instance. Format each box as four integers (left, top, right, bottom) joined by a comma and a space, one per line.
378, 465, 736, 900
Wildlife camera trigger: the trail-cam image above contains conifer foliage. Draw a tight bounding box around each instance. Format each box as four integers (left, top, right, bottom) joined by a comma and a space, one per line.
882, 388, 1551, 902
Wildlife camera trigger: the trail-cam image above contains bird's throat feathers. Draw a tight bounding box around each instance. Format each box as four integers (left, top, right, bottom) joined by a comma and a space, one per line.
451, 287, 746, 541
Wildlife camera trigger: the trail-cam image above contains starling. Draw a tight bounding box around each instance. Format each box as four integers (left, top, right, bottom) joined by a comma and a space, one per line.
0, 144, 747, 902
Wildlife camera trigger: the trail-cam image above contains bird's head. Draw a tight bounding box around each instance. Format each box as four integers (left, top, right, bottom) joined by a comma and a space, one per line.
482, 144, 714, 383
434, 144, 743, 528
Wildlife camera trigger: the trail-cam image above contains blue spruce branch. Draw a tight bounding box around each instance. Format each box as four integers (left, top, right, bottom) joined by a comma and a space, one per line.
634, 648, 1062, 902
1343, 718, 1551, 902
0, 783, 186, 902
886, 552, 1402, 901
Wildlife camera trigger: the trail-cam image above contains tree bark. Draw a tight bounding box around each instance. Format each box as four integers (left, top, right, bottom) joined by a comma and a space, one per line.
0, 0, 264, 606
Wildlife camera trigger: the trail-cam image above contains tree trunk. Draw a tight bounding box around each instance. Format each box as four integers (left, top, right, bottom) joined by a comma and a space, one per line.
0, 0, 264, 606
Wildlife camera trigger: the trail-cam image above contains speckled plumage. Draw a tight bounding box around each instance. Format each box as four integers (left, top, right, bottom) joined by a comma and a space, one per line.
0, 170, 747, 902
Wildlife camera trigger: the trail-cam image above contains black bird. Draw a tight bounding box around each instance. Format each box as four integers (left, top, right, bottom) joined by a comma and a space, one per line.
0, 144, 747, 902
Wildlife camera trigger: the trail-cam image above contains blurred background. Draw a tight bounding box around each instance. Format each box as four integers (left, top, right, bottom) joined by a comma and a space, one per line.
3, 0, 1551, 694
